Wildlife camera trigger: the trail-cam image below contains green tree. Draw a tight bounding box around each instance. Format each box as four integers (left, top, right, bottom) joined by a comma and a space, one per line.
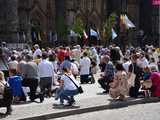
72, 17, 84, 38
103, 13, 117, 44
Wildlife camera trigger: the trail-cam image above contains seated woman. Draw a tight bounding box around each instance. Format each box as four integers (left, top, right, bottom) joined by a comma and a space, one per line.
149, 67, 160, 97
0, 71, 12, 115
55, 66, 79, 106
8, 69, 26, 102
109, 62, 129, 101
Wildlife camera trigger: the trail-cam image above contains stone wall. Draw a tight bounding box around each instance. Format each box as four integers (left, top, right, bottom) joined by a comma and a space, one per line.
0, 0, 18, 43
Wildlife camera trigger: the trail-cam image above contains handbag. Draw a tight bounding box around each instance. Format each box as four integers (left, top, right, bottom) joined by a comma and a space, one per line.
142, 80, 152, 89
77, 86, 83, 94
65, 74, 84, 94
128, 64, 136, 87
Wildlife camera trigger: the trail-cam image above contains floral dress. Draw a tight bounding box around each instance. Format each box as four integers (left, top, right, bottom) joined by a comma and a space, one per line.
109, 71, 129, 99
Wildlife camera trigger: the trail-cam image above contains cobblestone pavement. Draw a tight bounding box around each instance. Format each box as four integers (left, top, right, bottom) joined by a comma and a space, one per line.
51, 102, 160, 120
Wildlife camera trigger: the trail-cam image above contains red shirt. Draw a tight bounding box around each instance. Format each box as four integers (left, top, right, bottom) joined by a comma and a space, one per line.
57, 50, 65, 63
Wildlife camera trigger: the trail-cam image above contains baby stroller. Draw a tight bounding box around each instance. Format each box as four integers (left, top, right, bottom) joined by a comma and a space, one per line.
0, 83, 13, 115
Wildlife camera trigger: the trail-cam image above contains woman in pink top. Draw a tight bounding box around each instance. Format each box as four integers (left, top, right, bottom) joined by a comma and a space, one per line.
150, 72, 160, 97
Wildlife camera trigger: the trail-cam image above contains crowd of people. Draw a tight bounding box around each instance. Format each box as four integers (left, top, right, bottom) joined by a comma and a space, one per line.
0, 42, 160, 114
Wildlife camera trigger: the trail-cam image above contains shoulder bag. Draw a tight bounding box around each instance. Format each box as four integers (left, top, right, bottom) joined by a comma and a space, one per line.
128, 64, 136, 87
65, 74, 84, 94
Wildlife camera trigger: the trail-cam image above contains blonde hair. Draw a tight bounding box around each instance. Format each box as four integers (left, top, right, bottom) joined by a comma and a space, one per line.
0, 71, 5, 81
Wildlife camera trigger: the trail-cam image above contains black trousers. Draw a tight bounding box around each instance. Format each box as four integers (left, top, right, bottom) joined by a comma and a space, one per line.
40, 77, 52, 96
22, 78, 39, 101
129, 81, 141, 98
80, 75, 90, 84
0, 93, 12, 113
98, 77, 112, 92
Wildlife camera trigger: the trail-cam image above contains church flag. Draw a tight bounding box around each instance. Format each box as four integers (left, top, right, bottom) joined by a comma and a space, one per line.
124, 15, 135, 29
83, 30, 88, 45
97, 29, 100, 41
17, 32, 20, 42
120, 15, 126, 30
83, 30, 88, 39
53, 33, 57, 41
112, 28, 118, 40
31, 31, 37, 41
90, 28, 98, 37
22, 32, 26, 42
48, 31, 53, 43
70, 30, 77, 37
38, 32, 42, 41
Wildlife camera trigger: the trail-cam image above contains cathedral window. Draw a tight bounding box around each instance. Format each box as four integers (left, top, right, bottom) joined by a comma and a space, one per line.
91, 0, 96, 9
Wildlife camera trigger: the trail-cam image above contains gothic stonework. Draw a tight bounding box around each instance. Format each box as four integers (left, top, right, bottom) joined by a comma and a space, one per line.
18, 0, 56, 43
70, 0, 105, 30
0, 0, 158, 46
0, 0, 18, 43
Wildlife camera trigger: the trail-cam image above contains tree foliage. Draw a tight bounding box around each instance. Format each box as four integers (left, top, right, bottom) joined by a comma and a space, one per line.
103, 13, 117, 42
72, 17, 84, 38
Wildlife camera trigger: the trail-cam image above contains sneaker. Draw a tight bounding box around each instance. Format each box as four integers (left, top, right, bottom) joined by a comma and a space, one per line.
55, 96, 59, 100
53, 103, 64, 108
70, 98, 75, 103
6, 106, 12, 115
102, 91, 108, 93
66, 100, 75, 106
54, 93, 59, 100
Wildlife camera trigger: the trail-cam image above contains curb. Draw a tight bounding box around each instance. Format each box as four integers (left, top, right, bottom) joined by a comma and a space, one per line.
20, 97, 160, 120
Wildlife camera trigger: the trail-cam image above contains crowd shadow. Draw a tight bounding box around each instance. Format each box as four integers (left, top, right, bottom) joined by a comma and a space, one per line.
96, 92, 107, 95
52, 104, 80, 109
96, 92, 160, 109
0, 112, 8, 119
12, 101, 33, 106
107, 97, 160, 109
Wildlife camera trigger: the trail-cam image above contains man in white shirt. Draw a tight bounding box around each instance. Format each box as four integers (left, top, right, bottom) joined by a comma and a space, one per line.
38, 52, 54, 97
71, 45, 81, 62
33, 44, 42, 59
122, 57, 131, 72
71, 59, 79, 78
8, 55, 18, 71
55, 67, 80, 106
79, 52, 91, 84
137, 52, 149, 69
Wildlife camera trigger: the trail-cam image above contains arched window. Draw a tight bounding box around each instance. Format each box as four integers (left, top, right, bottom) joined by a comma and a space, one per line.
90, 0, 96, 9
